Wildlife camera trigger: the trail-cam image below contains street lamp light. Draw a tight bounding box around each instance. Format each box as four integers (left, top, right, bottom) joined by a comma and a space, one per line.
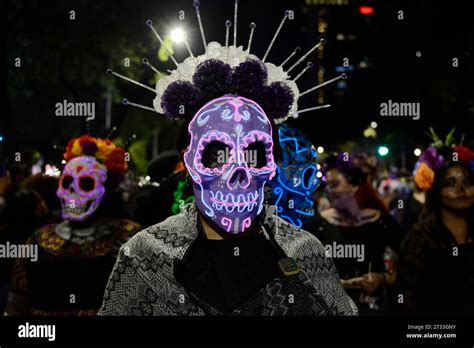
170, 28, 185, 43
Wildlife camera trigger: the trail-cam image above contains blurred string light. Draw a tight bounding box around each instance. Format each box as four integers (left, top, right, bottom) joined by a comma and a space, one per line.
31, 165, 42, 175
414, 148, 422, 157
138, 175, 160, 188
316, 171, 323, 178
45, 164, 60, 177
378, 146, 389, 156
363, 124, 377, 138
317, 146, 325, 154
359, 56, 371, 69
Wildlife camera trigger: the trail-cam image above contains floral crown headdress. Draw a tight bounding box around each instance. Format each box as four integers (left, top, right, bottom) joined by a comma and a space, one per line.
414, 127, 474, 191
106, 0, 347, 124
62, 133, 131, 176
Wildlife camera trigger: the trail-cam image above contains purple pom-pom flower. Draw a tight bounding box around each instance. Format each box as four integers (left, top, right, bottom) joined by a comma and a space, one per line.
258, 82, 294, 121
232, 59, 268, 97
161, 80, 201, 120
193, 59, 232, 100
419, 146, 445, 170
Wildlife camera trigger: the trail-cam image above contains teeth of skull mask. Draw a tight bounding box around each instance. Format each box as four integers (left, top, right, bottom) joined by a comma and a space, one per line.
56, 156, 107, 222
184, 96, 276, 234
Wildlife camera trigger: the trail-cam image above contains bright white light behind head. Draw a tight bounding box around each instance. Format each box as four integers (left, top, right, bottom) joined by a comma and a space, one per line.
170, 28, 185, 43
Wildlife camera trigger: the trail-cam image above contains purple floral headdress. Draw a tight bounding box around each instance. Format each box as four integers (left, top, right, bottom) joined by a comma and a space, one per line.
106, 0, 347, 124
413, 127, 474, 190
417, 146, 445, 171
104, 1, 351, 234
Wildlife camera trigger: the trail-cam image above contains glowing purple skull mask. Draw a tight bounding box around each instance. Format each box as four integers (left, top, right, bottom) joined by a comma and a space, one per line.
56, 156, 107, 221
184, 96, 276, 234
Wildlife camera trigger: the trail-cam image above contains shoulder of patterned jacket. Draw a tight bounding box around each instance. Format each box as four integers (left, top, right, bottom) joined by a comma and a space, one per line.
99, 208, 199, 316
117, 205, 198, 263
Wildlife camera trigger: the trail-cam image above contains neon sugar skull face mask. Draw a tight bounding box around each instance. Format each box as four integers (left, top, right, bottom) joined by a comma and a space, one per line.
57, 156, 107, 222
184, 96, 276, 234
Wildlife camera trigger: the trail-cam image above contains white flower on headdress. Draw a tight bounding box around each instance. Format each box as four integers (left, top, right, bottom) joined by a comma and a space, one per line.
205, 41, 223, 59
156, 75, 173, 96
285, 80, 300, 102
154, 75, 175, 113
290, 101, 298, 115
265, 63, 288, 84
153, 94, 164, 114
224, 45, 247, 67
177, 57, 198, 81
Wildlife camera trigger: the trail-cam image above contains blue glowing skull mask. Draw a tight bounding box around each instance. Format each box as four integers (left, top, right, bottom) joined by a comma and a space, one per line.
270, 124, 320, 228
183, 96, 276, 234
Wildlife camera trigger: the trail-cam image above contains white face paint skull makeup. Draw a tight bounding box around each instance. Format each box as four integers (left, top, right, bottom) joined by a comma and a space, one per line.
184, 95, 276, 234
56, 156, 107, 222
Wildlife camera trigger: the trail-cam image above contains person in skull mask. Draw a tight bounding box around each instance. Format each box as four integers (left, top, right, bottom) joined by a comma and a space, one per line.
6, 135, 140, 315
305, 153, 404, 315
100, 3, 357, 315
99, 95, 356, 316
269, 123, 321, 229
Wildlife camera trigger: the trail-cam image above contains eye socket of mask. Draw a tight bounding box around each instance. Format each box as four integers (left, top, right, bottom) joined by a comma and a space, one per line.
302, 166, 317, 188
202, 141, 230, 168
61, 175, 74, 189
79, 176, 96, 192
245, 141, 267, 168
59, 174, 96, 192
176, 118, 282, 164
201, 140, 269, 170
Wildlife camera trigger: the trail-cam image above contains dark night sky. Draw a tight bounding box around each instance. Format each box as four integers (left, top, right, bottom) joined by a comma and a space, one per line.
3, 0, 473, 170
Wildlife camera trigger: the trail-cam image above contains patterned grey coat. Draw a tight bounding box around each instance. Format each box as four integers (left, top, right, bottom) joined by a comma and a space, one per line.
99, 204, 358, 316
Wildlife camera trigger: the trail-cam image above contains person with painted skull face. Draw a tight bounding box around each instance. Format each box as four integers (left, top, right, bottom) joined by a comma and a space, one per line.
6, 136, 140, 315
100, 40, 356, 314
398, 139, 474, 315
